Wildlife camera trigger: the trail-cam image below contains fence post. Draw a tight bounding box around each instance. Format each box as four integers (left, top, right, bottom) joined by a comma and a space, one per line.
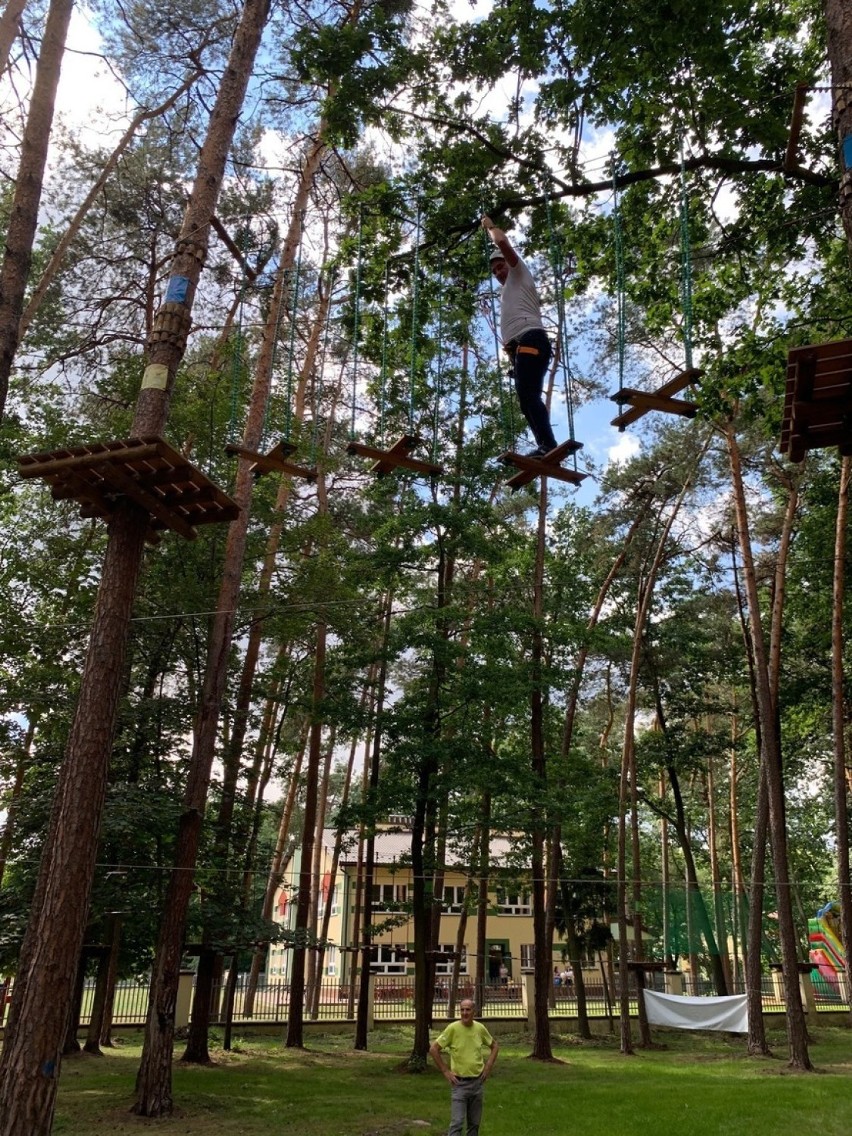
175, 970, 195, 1030
521, 973, 535, 1029
367, 972, 376, 1032
798, 967, 817, 1016
665, 970, 684, 996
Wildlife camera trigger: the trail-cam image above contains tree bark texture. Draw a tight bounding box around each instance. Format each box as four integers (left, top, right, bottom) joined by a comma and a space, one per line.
831, 456, 852, 1024
825, 0, 852, 247
0, 0, 74, 423
725, 425, 811, 1070
0, 502, 148, 1136
285, 621, 326, 1049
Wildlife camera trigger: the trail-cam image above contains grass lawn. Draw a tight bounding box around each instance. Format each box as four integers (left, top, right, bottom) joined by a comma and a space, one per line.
50, 1024, 852, 1136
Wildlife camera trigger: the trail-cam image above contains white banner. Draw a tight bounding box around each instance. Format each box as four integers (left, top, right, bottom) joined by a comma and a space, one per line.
643, 989, 748, 1033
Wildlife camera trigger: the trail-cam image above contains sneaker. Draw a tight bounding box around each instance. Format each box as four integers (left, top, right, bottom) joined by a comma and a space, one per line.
526, 445, 550, 458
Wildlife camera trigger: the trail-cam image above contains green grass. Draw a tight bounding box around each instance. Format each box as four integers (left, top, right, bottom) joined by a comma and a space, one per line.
49, 1025, 852, 1136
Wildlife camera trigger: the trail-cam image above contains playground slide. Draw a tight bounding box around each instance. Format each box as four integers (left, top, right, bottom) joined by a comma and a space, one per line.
808, 901, 845, 999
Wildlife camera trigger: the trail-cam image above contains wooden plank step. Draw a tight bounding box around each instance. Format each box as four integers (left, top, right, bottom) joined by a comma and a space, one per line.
347, 435, 443, 478
499, 440, 587, 492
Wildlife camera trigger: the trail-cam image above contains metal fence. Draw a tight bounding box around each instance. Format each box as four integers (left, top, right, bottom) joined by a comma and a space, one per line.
3, 969, 843, 1032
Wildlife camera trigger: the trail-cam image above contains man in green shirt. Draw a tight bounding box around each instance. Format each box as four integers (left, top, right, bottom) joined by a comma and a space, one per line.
429, 999, 499, 1136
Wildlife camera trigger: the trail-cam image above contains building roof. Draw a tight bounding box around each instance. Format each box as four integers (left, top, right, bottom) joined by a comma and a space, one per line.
324, 828, 519, 868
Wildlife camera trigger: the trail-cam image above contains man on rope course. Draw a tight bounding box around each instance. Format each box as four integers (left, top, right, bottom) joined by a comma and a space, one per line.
482, 214, 560, 458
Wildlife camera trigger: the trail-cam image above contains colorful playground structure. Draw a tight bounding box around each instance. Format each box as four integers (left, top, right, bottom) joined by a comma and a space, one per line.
808, 901, 847, 999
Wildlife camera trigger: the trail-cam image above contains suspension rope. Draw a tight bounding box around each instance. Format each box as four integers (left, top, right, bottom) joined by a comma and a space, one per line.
408, 204, 422, 434
379, 261, 390, 448
484, 221, 516, 450
349, 207, 364, 441
283, 209, 305, 442
612, 167, 627, 399
312, 268, 335, 458
678, 145, 695, 371
544, 193, 576, 448
432, 263, 444, 463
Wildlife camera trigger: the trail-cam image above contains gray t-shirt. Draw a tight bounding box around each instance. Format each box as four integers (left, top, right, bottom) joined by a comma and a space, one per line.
500, 257, 544, 343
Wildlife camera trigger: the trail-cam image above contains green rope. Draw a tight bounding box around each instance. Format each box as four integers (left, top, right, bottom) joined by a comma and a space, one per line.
283, 209, 305, 442
350, 208, 364, 440
227, 223, 252, 445
544, 194, 576, 447
379, 262, 390, 448
227, 279, 246, 445
613, 168, 627, 409
432, 263, 444, 463
408, 204, 421, 435
678, 146, 695, 371
312, 268, 335, 458
484, 222, 516, 450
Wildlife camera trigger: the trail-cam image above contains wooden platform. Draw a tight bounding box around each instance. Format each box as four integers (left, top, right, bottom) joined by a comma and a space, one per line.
781, 338, 852, 462
610, 368, 702, 430
499, 439, 587, 492
17, 436, 239, 541
347, 434, 443, 478
225, 438, 316, 481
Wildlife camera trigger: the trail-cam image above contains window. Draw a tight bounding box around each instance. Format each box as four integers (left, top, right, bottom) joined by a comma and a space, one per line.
440, 885, 467, 913
497, 889, 531, 915
435, 945, 467, 975
371, 945, 408, 974
372, 883, 408, 910
521, 944, 535, 972
318, 884, 340, 919
326, 945, 337, 977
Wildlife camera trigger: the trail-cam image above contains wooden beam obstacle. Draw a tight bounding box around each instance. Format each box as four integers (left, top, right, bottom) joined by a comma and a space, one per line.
346, 434, 443, 478
499, 438, 587, 492
225, 438, 317, 481
610, 368, 703, 431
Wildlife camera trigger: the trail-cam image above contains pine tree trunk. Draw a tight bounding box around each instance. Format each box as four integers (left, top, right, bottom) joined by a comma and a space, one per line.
0, 502, 148, 1136
825, 0, 852, 248
285, 622, 326, 1048
725, 425, 811, 1070
0, 0, 271, 1127
831, 457, 852, 1023
0, 0, 27, 76
0, 0, 73, 423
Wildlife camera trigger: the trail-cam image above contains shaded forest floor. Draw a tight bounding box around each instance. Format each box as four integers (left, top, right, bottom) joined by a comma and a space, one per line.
48, 1024, 852, 1135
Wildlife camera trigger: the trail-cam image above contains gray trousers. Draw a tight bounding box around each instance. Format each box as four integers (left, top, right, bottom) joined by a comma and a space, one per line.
449, 1076, 484, 1136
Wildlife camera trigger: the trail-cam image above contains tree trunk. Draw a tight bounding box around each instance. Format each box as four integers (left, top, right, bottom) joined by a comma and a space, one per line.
0, 0, 74, 424
182, 948, 217, 1064
0, 501, 148, 1136
616, 451, 703, 1054
825, 0, 852, 248
84, 916, 122, 1056
17, 70, 204, 345
285, 621, 326, 1048
355, 596, 394, 1050
0, 720, 33, 887
62, 955, 86, 1056
725, 424, 811, 1070
831, 457, 852, 1024
0, 0, 27, 76
244, 740, 305, 1016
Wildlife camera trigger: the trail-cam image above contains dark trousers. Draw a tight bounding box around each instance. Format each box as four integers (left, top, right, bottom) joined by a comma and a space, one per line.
511, 328, 556, 450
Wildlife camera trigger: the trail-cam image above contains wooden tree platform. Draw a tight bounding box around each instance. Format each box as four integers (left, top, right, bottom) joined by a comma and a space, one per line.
17, 436, 239, 542
781, 338, 852, 462
225, 438, 316, 481
499, 439, 587, 492
346, 434, 443, 478
610, 368, 703, 430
